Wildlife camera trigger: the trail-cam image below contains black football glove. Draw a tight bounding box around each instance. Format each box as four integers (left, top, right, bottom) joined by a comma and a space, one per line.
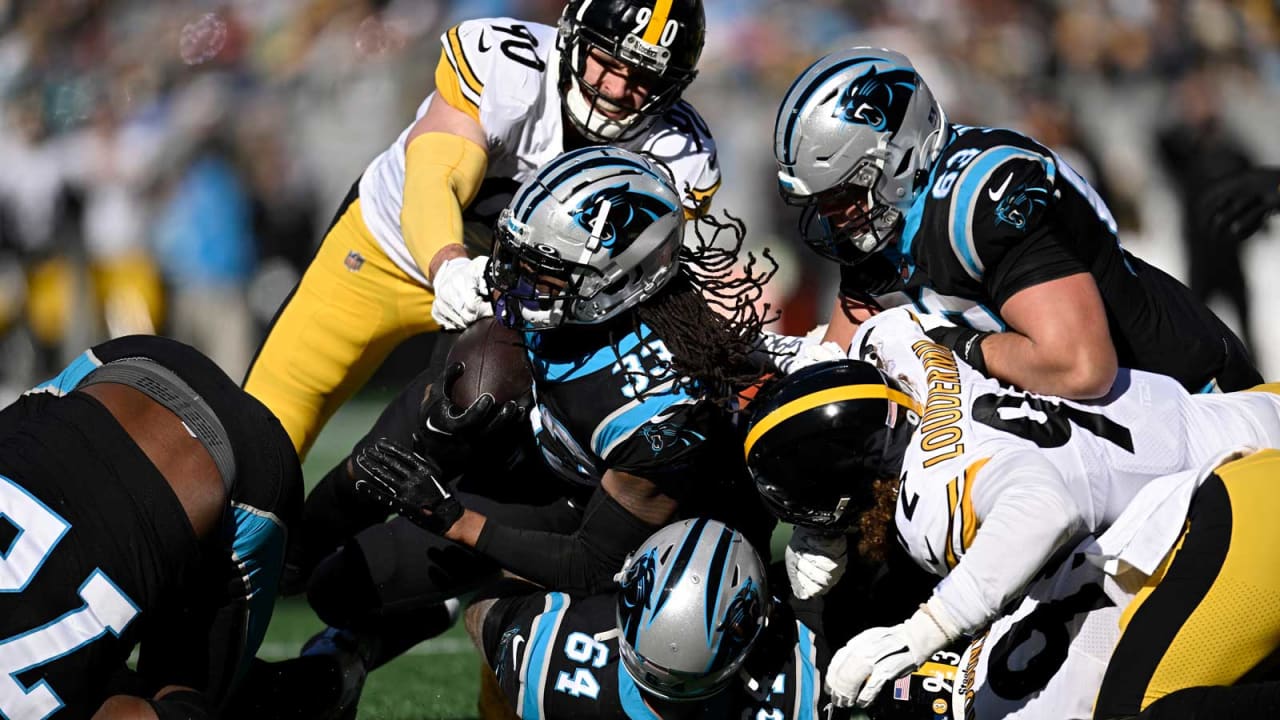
420, 360, 526, 438
925, 325, 993, 375
353, 438, 464, 534
1200, 167, 1280, 246
414, 360, 528, 468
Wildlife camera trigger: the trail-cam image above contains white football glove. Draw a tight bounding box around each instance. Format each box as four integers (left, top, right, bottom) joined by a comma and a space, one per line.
781, 340, 847, 375
431, 255, 493, 330
826, 600, 960, 708
785, 528, 847, 600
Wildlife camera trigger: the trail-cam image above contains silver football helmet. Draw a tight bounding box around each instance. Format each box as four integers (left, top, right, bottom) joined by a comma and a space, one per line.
616, 518, 768, 701
487, 146, 684, 331
774, 48, 947, 265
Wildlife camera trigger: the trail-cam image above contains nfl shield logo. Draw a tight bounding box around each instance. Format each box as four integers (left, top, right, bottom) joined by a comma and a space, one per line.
344, 250, 365, 272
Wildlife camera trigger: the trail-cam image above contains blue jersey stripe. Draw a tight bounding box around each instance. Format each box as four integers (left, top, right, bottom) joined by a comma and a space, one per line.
533, 331, 649, 383
522, 592, 569, 720
230, 505, 286, 681
590, 382, 694, 459
949, 147, 1054, 282
26, 350, 102, 397
617, 662, 663, 720
796, 620, 818, 720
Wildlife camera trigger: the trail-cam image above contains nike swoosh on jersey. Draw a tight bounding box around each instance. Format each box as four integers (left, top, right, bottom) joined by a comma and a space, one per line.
511, 634, 524, 667
477, 33, 491, 52
648, 406, 685, 424
988, 172, 1013, 201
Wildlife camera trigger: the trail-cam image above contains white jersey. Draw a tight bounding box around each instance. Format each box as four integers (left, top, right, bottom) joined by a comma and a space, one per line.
853, 308, 1280, 576
849, 308, 1280, 629
359, 18, 721, 287
952, 539, 1123, 720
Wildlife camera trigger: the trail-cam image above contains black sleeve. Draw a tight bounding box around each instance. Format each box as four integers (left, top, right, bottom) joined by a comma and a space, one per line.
134, 545, 242, 706
147, 689, 214, 720
474, 487, 661, 595
983, 224, 1089, 309
0, 391, 53, 439
477, 580, 546, 662
837, 252, 902, 301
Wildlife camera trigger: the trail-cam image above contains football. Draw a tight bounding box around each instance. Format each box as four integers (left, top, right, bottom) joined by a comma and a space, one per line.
444, 317, 534, 409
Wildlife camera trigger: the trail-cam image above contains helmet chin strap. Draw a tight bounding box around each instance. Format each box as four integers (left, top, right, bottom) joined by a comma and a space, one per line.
564, 79, 641, 141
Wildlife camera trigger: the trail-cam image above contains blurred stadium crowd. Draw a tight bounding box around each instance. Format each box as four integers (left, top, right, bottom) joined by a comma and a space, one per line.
0, 0, 1276, 404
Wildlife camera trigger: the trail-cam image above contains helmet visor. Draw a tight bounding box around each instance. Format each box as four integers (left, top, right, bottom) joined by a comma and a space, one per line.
487, 227, 604, 331
789, 161, 902, 266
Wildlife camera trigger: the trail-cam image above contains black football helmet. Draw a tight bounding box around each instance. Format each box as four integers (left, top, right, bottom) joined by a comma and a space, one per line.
744, 360, 920, 530
557, 0, 705, 142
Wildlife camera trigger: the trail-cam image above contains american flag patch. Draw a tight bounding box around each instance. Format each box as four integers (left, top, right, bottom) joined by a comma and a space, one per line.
893, 675, 911, 701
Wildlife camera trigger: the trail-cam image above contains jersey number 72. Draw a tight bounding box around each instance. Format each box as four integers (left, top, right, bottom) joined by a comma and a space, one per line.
0, 475, 139, 720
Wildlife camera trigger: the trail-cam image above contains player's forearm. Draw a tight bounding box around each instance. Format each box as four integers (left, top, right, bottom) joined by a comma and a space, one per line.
979, 330, 1116, 399
932, 458, 1084, 632
400, 131, 488, 282
821, 293, 875, 347
469, 488, 660, 595
428, 244, 469, 281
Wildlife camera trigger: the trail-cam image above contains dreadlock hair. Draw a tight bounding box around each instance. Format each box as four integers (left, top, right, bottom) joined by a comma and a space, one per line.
856, 477, 900, 563
628, 209, 780, 406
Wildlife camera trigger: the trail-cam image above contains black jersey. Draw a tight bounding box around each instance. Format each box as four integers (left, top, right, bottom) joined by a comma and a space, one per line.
0, 393, 197, 719
840, 124, 1259, 392
525, 319, 726, 486
482, 590, 825, 720
523, 320, 775, 553
0, 336, 302, 715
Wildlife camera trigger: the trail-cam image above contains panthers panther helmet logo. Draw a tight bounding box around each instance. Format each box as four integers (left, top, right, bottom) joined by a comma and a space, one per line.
571, 182, 677, 257
994, 184, 1051, 230
709, 581, 762, 668
618, 549, 658, 644
834, 66, 918, 135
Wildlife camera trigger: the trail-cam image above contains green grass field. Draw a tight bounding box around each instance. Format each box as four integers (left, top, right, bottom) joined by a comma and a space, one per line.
264, 396, 483, 720
264, 395, 792, 719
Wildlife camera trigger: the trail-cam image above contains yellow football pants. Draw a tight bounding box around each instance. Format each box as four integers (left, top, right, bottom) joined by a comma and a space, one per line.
243, 194, 438, 458
1093, 449, 1280, 717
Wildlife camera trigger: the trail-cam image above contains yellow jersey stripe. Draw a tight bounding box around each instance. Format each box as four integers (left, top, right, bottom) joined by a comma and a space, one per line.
642, 0, 675, 45
744, 384, 921, 459
944, 478, 960, 570
448, 26, 484, 97
960, 458, 988, 552
1245, 382, 1280, 395
682, 178, 721, 218
913, 661, 958, 682
434, 49, 480, 121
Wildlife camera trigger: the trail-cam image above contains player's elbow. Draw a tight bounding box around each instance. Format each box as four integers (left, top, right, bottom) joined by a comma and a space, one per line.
1060, 346, 1118, 399
1059, 361, 1116, 399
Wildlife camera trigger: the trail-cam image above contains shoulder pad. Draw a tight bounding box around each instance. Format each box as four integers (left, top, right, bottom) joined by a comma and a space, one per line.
640, 101, 721, 212
929, 131, 1058, 282
436, 19, 555, 120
